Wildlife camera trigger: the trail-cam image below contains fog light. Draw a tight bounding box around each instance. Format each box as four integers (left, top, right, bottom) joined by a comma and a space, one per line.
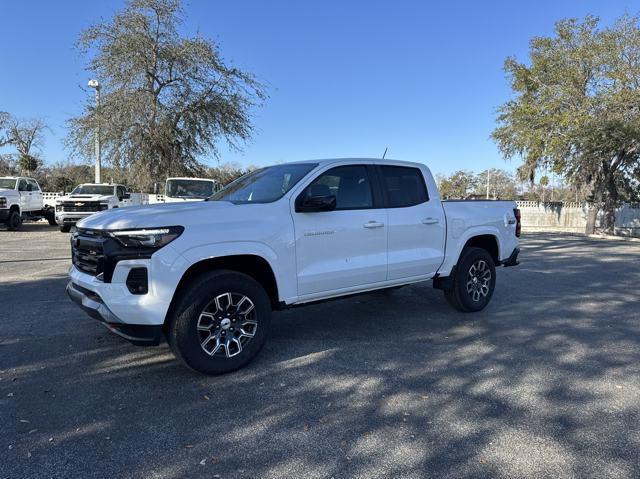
126, 268, 148, 295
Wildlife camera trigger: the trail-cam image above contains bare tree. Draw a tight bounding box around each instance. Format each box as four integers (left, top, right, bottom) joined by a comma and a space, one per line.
0, 113, 48, 175
0, 111, 12, 147
66, 0, 266, 191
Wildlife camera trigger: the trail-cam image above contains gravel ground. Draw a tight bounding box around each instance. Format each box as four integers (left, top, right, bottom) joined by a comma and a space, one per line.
1, 224, 639, 479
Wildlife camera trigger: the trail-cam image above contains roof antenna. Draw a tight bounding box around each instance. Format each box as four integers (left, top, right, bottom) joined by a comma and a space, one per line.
382, 147, 388, 159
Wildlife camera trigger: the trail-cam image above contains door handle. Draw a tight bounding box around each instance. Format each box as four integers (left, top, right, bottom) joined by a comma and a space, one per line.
422, 217, 439, 225
363, 221, 385, 229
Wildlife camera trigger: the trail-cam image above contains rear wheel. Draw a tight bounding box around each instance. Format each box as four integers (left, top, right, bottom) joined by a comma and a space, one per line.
6, 210, 21, 230
59, 224, 71, 233
167, 270, 272, 375
443, 247, 496, 312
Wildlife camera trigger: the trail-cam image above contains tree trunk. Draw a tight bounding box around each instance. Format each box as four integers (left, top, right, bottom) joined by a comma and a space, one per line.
601, 172, 619, 234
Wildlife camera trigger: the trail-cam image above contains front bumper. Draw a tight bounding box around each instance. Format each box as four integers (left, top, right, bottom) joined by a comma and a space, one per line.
0, 209, 9, 222
56, 211, 96, 225
66, 281, 163, 345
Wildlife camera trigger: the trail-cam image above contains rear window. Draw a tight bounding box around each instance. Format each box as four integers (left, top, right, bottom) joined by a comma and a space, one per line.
379, 166, 428, 207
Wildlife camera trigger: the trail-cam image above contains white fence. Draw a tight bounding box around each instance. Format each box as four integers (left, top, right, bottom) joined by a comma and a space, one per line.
516, 201, 640, 238
43, 191, 165, 205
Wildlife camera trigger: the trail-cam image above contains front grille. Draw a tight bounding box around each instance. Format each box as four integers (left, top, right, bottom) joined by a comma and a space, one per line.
71, 229, 106, 277
60, 201, 107, 213
71, 228, 154, 283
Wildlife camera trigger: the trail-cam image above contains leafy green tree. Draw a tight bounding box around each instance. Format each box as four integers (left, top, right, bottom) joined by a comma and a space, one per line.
66, 0, 266, 191
474, 169, 519, 199
492, 14, 640, 232
436, 170, 478, 199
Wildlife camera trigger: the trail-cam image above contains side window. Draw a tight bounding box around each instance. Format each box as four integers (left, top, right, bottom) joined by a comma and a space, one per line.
18, 179, 28, 191
116, 186, 125, 198
28, 179, 40, 191
307, 165, 373, 210
379, 166, 429, 207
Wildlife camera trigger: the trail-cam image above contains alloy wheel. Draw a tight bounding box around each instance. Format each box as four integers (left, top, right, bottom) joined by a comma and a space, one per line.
466, 259, 491, 302
196, 292, 258, 358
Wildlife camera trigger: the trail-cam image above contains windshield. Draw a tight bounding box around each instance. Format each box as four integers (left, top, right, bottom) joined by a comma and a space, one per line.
0, 178, 17, 189
209, 163, 318, 204
71, 185, 116, 195
166, 179, 215, 198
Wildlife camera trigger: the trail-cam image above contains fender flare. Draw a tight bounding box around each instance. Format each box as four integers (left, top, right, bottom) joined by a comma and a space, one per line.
439, 226, 502, 276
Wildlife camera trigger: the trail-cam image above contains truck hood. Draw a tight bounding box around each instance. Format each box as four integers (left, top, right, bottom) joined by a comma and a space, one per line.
0, 188, 18, 197
77, 201, 236, 230
57, 194, 115, 202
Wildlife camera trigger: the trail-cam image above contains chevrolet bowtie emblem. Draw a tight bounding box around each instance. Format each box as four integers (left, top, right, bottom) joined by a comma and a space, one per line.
74, 202, 84, 206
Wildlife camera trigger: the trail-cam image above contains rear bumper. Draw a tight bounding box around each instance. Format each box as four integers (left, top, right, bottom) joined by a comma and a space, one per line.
66, 281, 163, 346
501, 247, 520, 267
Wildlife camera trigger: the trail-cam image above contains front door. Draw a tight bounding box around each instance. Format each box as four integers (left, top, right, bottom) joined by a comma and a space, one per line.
293, 164, 388, 296
27, 179, 42, 211
17, 179, 29, 211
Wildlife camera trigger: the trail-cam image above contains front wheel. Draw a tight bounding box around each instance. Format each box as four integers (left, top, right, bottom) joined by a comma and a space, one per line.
443, 247, 496, 312
46, 209, 57, 226
167, 270, 272, 375
6, 210, 21, 230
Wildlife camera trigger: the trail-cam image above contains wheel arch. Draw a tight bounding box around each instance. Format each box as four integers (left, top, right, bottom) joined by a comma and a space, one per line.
462, 234, 500, 264
164, 254, 280, 327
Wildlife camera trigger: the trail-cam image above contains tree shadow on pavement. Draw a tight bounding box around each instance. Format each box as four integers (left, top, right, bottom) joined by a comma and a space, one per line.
1, 233, 639, 479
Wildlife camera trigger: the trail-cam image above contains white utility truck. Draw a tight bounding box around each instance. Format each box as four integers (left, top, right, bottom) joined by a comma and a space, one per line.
0, 176, 56, 230
164, 177, 218, 202
66, 159, 521, 375
55, 183, 139, 232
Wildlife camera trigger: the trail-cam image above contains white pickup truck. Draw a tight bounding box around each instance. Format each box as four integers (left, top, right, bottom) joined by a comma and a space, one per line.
55, 183, 136, 232
164, 177, 218, 202
0, 176, 56, 230
66, 159, 520, 375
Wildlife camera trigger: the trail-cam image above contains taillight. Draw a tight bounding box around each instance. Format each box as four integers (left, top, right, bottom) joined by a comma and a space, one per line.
514, 208, 521, 237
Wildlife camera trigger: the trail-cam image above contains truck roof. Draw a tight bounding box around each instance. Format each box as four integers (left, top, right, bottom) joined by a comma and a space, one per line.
284, 158, 427, 169
76, 183, 123, 187
0, 176, 36, 180
166, 177, 216, 182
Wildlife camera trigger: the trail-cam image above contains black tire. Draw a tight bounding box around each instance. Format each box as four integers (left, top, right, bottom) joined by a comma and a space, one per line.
46, 209, 57, 226
443, 247, 496, 313
59, 224, 71, 233
167, 270, 272, 375
6, 210, 21, 230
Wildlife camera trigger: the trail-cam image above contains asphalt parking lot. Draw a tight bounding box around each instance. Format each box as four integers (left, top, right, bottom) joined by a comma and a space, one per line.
1, 226, 639, 479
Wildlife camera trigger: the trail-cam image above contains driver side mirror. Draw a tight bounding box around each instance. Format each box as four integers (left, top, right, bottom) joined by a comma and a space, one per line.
123, 193, 131, 200
296, 193, 336, 213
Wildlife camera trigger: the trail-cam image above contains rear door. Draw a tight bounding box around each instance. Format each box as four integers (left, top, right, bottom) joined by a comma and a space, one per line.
293, 164, 388, 296
378, 165, 446, 280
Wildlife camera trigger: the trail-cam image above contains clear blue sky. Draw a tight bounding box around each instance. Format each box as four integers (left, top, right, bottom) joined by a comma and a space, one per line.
0, 0, 636, 176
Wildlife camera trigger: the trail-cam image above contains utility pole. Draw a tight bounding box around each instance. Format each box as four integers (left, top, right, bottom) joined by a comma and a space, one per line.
486, 169, 491, 199
88, 79, 101, 183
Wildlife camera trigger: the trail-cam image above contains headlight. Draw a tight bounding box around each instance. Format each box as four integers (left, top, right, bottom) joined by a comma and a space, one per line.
108, 226, 184, 248
0, 197, 6, 208
99, 202, 110, 211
